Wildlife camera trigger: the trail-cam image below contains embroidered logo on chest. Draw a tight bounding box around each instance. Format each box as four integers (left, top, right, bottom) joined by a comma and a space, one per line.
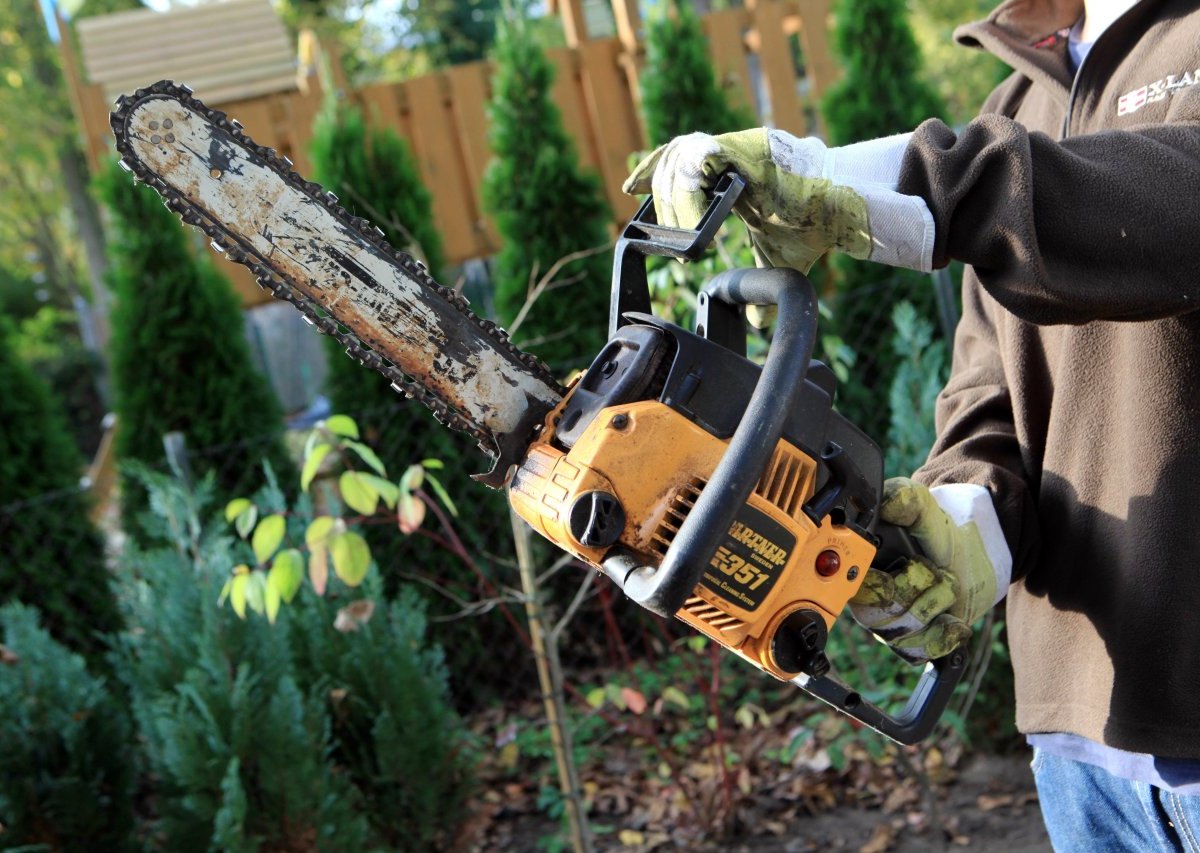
1118, 70, 1200, 116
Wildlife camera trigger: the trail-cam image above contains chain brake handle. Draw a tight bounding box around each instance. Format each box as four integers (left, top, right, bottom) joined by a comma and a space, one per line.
798, 522, 970, 745
609, 172, 745, 338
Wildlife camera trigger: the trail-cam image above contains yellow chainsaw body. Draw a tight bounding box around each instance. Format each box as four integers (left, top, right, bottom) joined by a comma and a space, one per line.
509, 394, 875, 681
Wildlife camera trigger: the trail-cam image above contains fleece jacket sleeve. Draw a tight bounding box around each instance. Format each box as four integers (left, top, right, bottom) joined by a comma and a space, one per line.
913, 277, 1041, 583
897, 114, 1200, 325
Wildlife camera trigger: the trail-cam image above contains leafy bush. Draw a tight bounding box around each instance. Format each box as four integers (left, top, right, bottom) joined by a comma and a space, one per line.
482, 13, 612, 372
884, 301, 948, 478
639, 0, 751, 147
0, 317, 122, 662
113, 466, 475, 850
95, 161, 296, 538
0, 603, 136, 851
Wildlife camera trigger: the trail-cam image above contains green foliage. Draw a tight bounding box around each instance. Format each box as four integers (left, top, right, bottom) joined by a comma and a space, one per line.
910, 0, 1010, 126
639, 0, 752, 147
95, 160, 296, 538
0, 317, 122, 661
113, 467, 474, 850
884, 301, 948, 478
0, 603, 136, 851
820, 0, 946, 443
482, 14, 612, 371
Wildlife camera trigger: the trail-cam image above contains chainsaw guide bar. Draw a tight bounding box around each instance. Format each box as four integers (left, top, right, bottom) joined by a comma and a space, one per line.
110, 80, 565, 487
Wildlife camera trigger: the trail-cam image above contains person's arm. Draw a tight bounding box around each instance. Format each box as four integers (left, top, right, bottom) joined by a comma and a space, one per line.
900, 114, 1200, 324
847, 278, 1038, 661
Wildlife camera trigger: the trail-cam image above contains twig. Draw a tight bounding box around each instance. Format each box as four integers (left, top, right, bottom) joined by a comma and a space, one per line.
510, 510, 594, 853
551, 571, 596, 641
508, 242, 613, 337
956, 611, 996, 725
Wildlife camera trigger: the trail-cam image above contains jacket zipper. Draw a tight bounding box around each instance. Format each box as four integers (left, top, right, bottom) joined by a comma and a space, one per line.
1060, 0, 1147, 140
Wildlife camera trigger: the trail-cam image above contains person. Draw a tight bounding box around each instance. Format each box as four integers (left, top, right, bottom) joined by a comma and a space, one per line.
624, 0, 1200, 847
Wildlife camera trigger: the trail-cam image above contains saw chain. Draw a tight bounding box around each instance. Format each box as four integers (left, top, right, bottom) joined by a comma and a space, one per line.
110, 81, 564, 485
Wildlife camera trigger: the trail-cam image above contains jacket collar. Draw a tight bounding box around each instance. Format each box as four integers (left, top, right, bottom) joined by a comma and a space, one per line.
954, 0, 1085, 92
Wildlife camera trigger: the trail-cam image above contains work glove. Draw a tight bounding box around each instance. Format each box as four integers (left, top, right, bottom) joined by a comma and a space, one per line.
849, 479, 1012, 663
622, 128, 936, 274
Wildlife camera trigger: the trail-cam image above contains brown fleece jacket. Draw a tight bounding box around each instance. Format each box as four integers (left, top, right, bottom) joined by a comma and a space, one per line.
896, 0, 1200, 757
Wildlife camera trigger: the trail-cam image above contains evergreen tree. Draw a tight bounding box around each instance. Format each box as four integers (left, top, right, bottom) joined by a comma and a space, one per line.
820, 0, 946, 443
640, 0, 752, 147
96, 162, 297, 536
0, 317, 122, 661
482, 14, 612, 371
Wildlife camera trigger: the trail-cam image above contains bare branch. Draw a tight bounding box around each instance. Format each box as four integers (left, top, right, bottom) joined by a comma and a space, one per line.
550, 570, 596, 641
507, 241, 613, 337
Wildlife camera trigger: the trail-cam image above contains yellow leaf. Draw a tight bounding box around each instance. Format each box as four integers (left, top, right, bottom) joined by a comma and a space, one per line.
301, 443, 332, 492
252, 514, 286, 564
618, 830, 645, 846
497, 741, 520, 769
661, 686, 690, 711
339, 470, 379, 516
268, 549, 304, 603
305, 516, 335, 549
224, 498, 252, 522
585, 687, 606, 708
323, 414, 359, 439
330, 531, 371, 586
5, 70, 21, 89
265, 578, 281, 624
230, 573, 249, 619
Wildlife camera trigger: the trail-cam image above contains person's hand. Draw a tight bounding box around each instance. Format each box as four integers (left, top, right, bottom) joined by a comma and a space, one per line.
622, 128, 936, 274
849, 478, 1012, 663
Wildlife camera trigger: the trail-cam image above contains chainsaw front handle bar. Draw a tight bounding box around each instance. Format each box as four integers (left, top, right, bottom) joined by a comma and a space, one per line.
622, 265, 819, 616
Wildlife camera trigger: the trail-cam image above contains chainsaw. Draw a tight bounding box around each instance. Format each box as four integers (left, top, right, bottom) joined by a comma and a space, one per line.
111, 81, 966, 744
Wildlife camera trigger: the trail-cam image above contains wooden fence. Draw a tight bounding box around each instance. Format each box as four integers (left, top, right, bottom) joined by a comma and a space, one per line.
65, 0, 836, 307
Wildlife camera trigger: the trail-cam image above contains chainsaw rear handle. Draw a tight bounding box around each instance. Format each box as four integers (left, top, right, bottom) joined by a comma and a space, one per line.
621, 266, 819, 616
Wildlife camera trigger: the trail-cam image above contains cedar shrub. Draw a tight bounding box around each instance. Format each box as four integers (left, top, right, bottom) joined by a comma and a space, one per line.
0, 317, 122, 662
482, 13, 612, 372
96, 161, 296, 538
640, 0, 752, 147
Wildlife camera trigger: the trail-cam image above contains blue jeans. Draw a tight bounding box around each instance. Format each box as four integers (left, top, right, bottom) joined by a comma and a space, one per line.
1033, 747, 1200, 852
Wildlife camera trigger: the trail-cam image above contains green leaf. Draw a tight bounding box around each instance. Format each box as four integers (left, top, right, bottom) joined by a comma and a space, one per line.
269, 549, 305, 603
301, 443, 333, 492
305, 516, 336, 549
420, 458, 444, 470
245, 572, 266, 615
424, 471, 458, 517
344, 440, 387, 477
324, 414, 359, 439
225, 498, 252, 523
339, 470, 379, 516
235, 504, 258, 540
230, 572, 250, 619
218, 577, 233, 606
330, 531, 371, 587
585, 687, 606, 708
360, 473, 400, 509
252, 514, 286, 564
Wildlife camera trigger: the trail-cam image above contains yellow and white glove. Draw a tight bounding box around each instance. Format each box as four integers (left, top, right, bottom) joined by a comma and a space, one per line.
849, 478, 1012, 663
622, 128, 936, 274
